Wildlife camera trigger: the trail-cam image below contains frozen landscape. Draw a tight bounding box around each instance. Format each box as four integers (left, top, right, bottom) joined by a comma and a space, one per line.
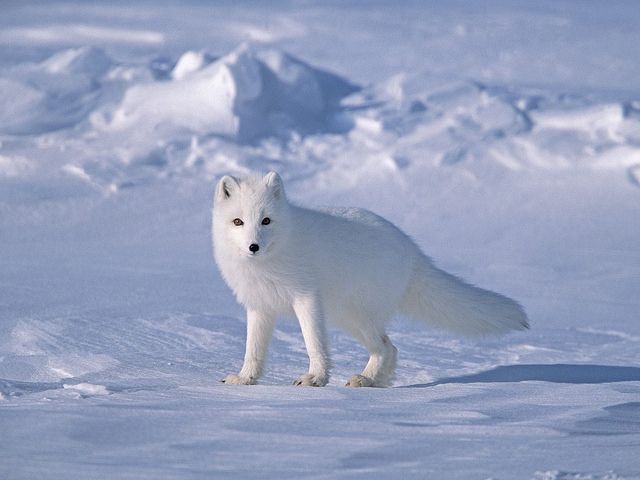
1, 1, 639, 478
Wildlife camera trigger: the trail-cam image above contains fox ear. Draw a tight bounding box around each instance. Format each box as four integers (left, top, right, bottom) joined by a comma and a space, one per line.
264, 171, 284, 199
216, 175, 239, 200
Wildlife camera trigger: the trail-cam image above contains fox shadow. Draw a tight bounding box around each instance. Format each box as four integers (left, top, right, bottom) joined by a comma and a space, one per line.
402, 364, 640, 388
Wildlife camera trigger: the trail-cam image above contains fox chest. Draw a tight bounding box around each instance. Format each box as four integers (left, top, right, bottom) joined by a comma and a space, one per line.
224, 264, 301, 313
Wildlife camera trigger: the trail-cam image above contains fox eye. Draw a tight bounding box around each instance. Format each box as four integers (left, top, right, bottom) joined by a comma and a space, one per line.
261, 217, 271, 225
233, 218, 244, 226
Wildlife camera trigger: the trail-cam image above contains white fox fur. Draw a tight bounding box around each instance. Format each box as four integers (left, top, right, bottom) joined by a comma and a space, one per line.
213, 172, 528, 387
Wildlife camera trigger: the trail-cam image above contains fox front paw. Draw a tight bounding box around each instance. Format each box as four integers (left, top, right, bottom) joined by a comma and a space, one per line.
345, 374, 375, 388
221, 374, 256, 385
293, 373, 328, 387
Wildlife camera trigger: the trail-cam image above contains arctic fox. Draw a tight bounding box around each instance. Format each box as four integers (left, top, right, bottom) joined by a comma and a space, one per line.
213, 172, 528, 387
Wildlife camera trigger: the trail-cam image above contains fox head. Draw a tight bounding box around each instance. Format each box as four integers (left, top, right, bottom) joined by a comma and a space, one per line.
213, 171, 291, 259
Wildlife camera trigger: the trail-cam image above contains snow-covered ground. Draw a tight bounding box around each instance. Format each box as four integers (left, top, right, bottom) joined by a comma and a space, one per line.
1, 2, 639, 478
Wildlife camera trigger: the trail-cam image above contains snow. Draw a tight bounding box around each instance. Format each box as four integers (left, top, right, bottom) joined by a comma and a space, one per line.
62, 382, 110, 396
1, 1, 639, 479
100, 44, 356, 142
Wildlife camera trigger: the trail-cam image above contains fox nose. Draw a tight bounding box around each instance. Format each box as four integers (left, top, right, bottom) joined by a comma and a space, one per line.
249, 243, 260, 253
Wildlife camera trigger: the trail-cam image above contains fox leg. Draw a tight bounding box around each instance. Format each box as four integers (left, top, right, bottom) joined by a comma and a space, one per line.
292, 294, 331, 386
222, 308, 275, 385
346, 330, 397, 388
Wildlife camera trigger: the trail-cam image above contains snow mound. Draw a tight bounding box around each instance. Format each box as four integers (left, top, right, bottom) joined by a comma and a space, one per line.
0, 78, 47, 135
100, 44, 359, 142
40, 46, 113, 76
62, 382, 110, 396
171, 50, 216, 80
347, 76, 640, 175
0, 46, 115, 135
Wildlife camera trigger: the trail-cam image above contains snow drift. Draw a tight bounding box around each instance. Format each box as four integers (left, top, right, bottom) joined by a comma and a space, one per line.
98, 44, 359, 142
0, 46, 113, 135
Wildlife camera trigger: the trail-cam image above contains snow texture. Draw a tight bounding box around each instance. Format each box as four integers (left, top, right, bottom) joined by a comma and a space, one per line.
1, 1, 639, 479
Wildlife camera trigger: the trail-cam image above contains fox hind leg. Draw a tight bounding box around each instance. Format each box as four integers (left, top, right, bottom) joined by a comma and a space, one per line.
346, 331, 397, 388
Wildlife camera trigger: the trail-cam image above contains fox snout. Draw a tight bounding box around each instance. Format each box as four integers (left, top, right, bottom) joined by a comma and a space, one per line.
249, 243, 260, 253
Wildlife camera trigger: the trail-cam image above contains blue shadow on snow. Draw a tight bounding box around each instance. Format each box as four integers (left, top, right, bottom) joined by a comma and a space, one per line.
403, 364, 640, 388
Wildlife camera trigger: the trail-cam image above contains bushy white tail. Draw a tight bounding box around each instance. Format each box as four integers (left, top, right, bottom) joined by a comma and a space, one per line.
400, 256, 529, 335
